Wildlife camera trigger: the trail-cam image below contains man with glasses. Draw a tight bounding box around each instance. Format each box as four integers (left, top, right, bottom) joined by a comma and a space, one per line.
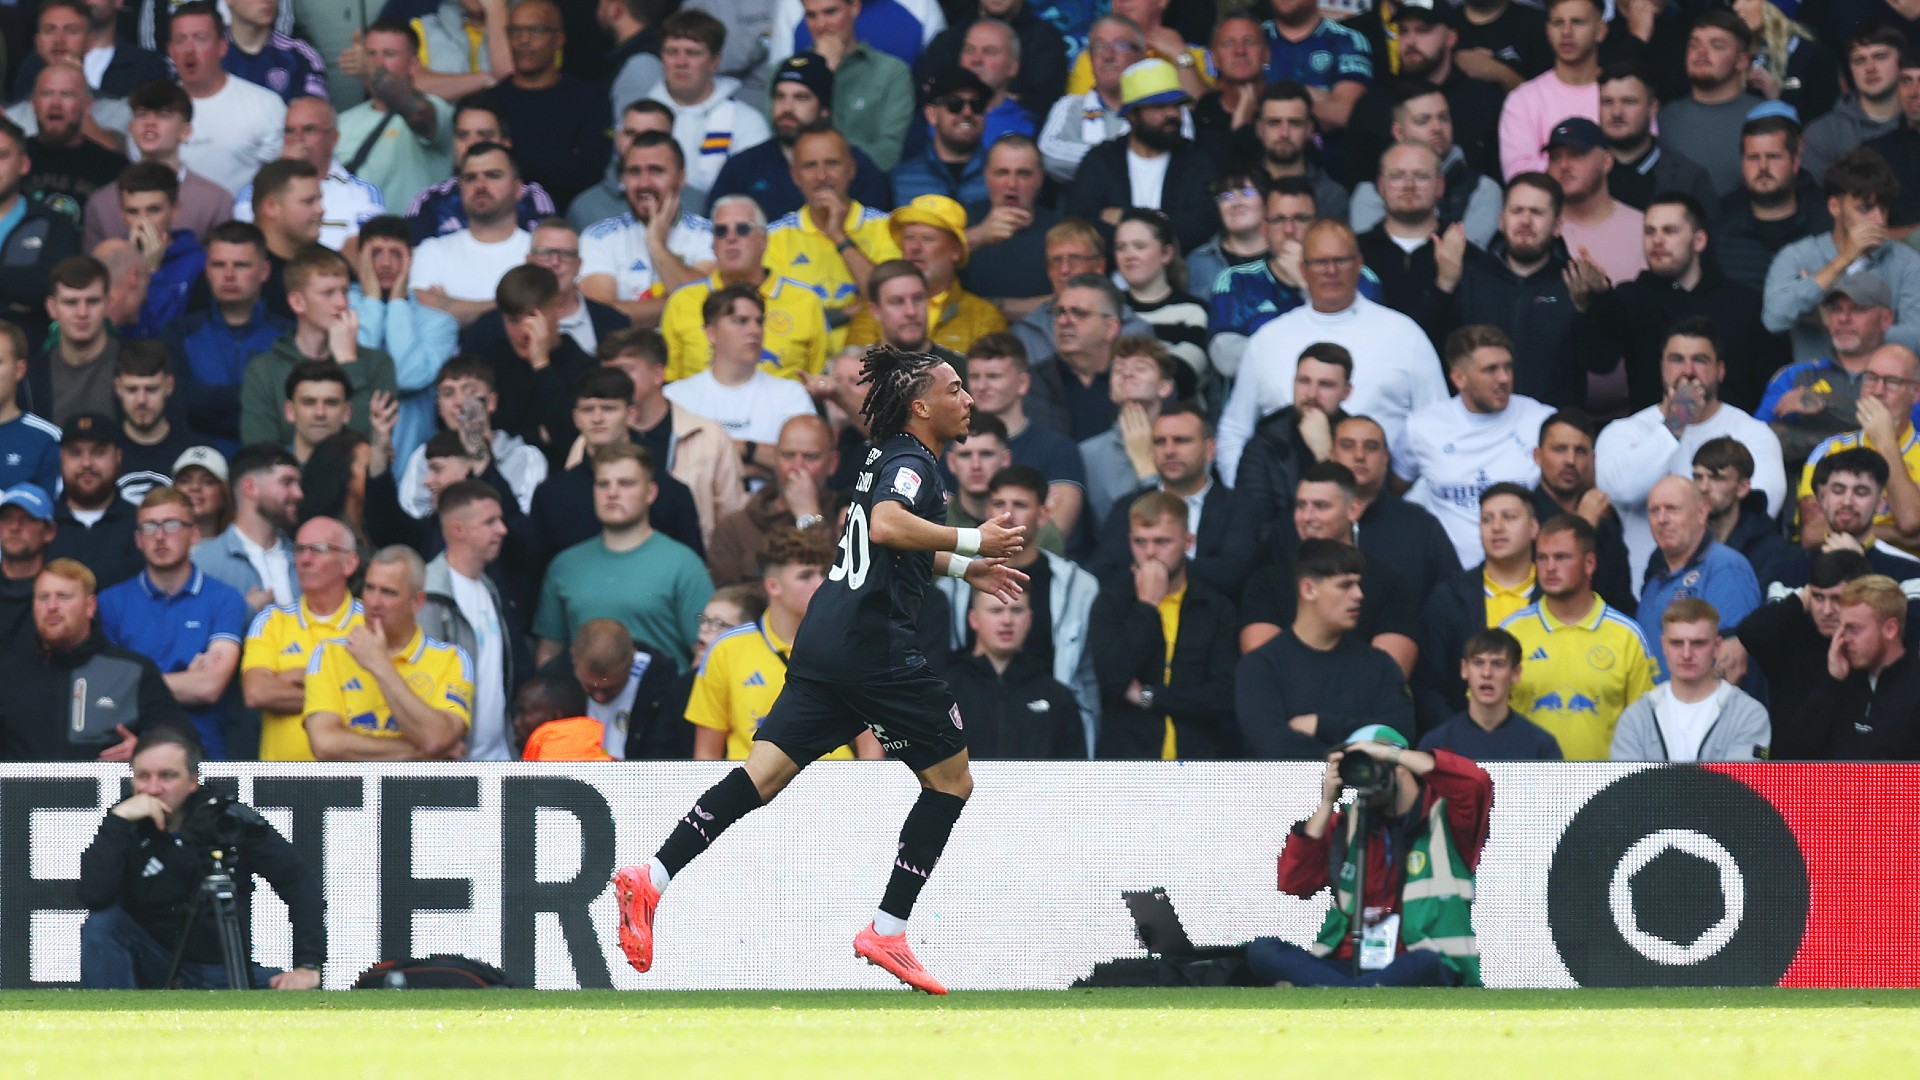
660, 195, 830, 383
1209, 177, 1383, 382
239, 514, 364, 760
98, 486, 248, 758
1028, 273, 1128, 442
1799, 343, 1920, 558
403, 99, 558, 246
1065, 57, 1218, 254
1355, 141, 1452, 323
892, 67, 992, 205
1009, 219, 1154, 380
232, 97, 382, 252
484, 0, 613, 211
1038, 13, 1141, 184
1349, 85, 1503, 248
1218, 220, 1445, 483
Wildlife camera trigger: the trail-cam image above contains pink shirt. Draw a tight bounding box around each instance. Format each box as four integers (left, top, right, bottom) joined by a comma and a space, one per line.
1560, 201, 1648, 287
1499, 71, 1600, 180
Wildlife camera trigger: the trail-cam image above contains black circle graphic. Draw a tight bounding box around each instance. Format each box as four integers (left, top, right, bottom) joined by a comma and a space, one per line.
1547, 767, 1809, 986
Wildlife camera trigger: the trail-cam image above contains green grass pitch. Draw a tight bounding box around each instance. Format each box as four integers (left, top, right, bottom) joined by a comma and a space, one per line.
3, 988, 1919, 1078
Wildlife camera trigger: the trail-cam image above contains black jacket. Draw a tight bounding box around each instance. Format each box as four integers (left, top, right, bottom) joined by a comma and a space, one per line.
527, 457, 706, 570
1342, 67, 1506, 184
1062, 138, 1220, 255
946, 651, 1086, 760
0, 198, 82, 345
1720, 494, 1800, 588
15, 40, 171, 100
1824, 651, 1920, 760
1435, 236, 1604, 409
1088, 480, 1256, 602
1357, 224, 1445, 328
1087, 576, 1238, 759
1608, 143, 1719, 221
475, 337, 592, 471
459, 300, 628, 360
536, 646, 692, 760
1714, 173, 1832, 294
1867, 122, 1920, 228
78, 788, 325, 972
1588, 264, 1783, 412
1228, 405, 1348, 554
49, 496, 143, 589
0, 627, 187, 761
1354, 492, 1459, 620
1416, 561, 1544, 729
916, 8, 1068, 108
1234, 630, 1415, 759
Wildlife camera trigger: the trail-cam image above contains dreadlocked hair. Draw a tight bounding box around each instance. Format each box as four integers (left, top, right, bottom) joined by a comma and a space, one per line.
859, 345, 941, 441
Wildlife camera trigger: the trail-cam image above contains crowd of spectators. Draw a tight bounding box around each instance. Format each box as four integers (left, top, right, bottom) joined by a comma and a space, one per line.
0, 0, 1917, 766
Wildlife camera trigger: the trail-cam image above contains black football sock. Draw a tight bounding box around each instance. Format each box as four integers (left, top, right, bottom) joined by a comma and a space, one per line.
877, 789, 968, 926
654, 767, 764, 879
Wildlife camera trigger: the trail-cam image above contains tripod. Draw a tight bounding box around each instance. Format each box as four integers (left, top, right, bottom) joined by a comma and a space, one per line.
1345, 797, 1370, 979
164, 845, 253, 990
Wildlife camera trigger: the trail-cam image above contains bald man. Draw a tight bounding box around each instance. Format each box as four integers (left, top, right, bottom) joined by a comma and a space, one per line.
1636, 474, 1761, 678
24, 63, 129, 214
704, 413, 842, 585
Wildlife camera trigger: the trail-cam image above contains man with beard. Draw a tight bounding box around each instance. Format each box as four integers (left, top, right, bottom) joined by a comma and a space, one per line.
1597, 317, 1786, 593
47, 414, 141, 587
111, 343, 193, 503
1062, 59, 1216, 255
403, 100, 558, 246
659, 196, 829, 383
1532, 409, 1634, 611
1798, 343, 1920, 556
1586, 192, 1779, 411
1787, 447, 1920, 584
1393, 326, 1556, 568
1432, 179, 1594, 410
1247, 81, 1349, 224
1499, 0, 1606, 180
1656, 10, 1763, 198
1716, 106, 1831, 293
580, 133, 717, 330
1342, 0, 1504, 187
409, 143, 534, 327
1815, 574, 1920, 759
1353, 141, 1452, 325
1759, 273, 1894, 469
1597, 62, 1717, 216
1803, 25, 1906, 182
191, 444, 301, 613
22, 64, 127, 220
1499, 513, 1655, 759
1546, 118, 1645, 289
1349, 88, 1503, 247
891, 67, 991, 206
708, 53, 890, 220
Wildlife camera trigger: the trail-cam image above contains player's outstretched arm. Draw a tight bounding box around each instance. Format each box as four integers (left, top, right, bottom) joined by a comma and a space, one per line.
953, 557, 1029, 604
869, 503, 1027, 556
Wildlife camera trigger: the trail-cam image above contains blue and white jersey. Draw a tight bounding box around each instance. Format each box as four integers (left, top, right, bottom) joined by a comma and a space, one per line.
580, 211, 716, 301
0, 411, 60, 494
1262, 17, 1373, 89
234, 160, 384, 249
1207, 259, 1383, 339
222, 30, 330, 102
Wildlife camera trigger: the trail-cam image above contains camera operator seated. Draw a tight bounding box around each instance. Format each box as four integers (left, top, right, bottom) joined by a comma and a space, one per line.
77, 727, 324, 989
301, 545, 473, 760
1245, 725, 1492, 988
0, 559, 188, 761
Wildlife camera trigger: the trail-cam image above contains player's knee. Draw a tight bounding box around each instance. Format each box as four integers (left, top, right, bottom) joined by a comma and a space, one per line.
922, 767, 972, 801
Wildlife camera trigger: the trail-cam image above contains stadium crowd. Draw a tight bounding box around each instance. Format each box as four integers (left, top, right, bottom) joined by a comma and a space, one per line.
0, 0, 1915, 766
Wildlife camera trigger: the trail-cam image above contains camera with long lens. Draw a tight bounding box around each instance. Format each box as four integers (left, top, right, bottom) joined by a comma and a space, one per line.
1338, 751, 1394, 797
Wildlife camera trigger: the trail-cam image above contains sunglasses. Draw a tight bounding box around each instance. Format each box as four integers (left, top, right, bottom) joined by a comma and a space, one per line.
936, 95, 987, 115
713, 222, 758, 238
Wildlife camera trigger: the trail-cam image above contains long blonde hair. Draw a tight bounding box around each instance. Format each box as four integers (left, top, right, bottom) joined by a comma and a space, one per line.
1756, 1, 1818, 77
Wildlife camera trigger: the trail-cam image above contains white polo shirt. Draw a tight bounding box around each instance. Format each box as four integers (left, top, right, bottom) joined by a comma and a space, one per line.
1393, 394, 1558, 568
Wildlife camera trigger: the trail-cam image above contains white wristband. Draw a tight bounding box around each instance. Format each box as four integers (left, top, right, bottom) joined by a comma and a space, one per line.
954, 527, 982, 556
945, 554, 973, 579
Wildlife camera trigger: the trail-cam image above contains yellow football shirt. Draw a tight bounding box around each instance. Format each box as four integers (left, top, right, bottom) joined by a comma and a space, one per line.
1483, 566, 1537, 629
303, 626, 474, 745
1798, 426, 1920, 530
845, 284, 1009, 356
1065, 44, 1211, 96
661, 272, 831, 383
1156, 584, 1186, 760
1499, 595, 1656, 760
242, 595, 366, 762
686, 622, 855, 760
764, 201, 900, 350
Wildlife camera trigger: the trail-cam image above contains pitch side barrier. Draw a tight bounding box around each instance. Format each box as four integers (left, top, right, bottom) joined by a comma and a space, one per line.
0, 762, 1903, 989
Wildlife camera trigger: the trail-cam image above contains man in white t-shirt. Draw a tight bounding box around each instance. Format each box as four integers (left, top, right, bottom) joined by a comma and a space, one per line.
409, 141, 532, 325
232, 96, 386, 251
424, 479, 513, 761
1394, 325, 1557, 568
662, 283, 814, 478
1597, 316, 1787, 595
580, 131, 718, 329
1217, 219, 1447, 482
166, 5, 285, 195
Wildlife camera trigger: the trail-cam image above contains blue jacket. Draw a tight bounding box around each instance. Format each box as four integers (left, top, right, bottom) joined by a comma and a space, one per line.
1639, 537, 1762, 679
161, 301, 291, 455
134, 230, 206, 341
891, 141, 988, 207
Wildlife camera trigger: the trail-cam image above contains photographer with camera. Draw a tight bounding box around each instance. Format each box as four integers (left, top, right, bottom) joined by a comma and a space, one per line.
77, 727, 325, 989
1245, 725, 1492, 988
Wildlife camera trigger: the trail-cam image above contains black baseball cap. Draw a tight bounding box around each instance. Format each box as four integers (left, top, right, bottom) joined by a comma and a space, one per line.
1545, 117, 1607, 153
1396, 0, 1455, 28
60, 413, 118, 448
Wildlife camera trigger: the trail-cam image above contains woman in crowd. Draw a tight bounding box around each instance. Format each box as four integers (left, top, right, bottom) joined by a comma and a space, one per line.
1113, 209, 1206, 401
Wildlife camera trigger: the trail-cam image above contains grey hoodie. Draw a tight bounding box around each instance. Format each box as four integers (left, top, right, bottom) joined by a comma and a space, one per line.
1802, 94, 1902, 181
1610, 681, 1772, 762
